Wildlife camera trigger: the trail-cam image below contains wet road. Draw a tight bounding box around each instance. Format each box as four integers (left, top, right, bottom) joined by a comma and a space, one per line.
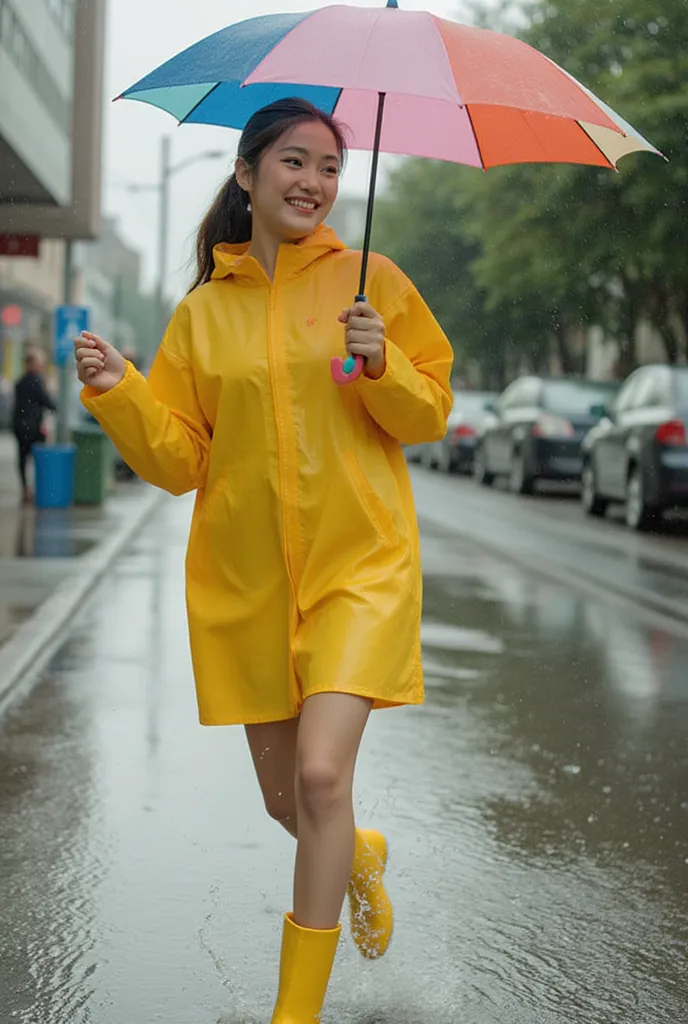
1, 489, 686, 1024
411, 466, 688, 626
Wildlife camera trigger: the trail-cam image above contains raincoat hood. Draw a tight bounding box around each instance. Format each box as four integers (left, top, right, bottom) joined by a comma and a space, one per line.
211, 223, 347, 284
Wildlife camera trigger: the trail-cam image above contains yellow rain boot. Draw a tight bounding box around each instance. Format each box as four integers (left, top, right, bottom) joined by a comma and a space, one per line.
347, 829, 394, 959
271, 913, 341, 1023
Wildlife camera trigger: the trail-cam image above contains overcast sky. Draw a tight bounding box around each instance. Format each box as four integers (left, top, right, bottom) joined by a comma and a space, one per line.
103, 0, 494, 300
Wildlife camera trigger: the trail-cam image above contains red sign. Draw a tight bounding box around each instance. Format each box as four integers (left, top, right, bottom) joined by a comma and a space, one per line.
1, 304, 23, 327
0, 235, 40, 257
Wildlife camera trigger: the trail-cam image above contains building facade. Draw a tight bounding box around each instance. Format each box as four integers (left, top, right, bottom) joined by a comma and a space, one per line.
0, 0, 106, 406
0, 0, 77, 209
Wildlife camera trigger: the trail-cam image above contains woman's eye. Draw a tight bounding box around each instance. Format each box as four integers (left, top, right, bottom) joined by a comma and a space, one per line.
284, 158, 302, 167
323, 166, 339, 176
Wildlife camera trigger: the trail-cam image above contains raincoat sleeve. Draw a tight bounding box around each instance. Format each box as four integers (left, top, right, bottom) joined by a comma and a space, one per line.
80, 303, 210, 496
355, 276, 454, 445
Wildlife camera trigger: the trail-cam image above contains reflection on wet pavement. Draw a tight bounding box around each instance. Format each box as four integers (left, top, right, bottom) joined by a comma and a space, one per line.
412, 471, 688, 619
0, 486, 148, 649
1, 505, 99, 560
0, 500, 685, 1023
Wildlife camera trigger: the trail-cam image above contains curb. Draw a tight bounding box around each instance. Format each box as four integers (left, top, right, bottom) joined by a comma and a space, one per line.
0, 488, 167, 715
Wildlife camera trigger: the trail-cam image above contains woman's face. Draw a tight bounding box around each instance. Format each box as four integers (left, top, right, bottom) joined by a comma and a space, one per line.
239, 120, 341, 243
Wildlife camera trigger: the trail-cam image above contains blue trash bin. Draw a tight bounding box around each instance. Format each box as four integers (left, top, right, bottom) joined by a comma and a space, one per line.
32, 443, 77, 509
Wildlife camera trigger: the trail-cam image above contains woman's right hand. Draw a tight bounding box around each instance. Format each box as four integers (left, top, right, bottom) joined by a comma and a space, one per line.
74, 332, 127, 393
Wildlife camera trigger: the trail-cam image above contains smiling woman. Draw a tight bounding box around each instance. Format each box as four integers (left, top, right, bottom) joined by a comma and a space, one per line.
74, 94, 454, 1024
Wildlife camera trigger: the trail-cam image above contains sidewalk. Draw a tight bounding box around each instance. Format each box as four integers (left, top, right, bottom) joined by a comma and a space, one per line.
0, 430, 166, 711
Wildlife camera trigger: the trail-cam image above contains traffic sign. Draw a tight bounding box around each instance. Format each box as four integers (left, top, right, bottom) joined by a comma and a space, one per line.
54, 305, 90, 367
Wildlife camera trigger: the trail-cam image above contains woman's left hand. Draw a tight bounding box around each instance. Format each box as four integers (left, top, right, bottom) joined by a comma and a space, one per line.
338, 301, 386, 380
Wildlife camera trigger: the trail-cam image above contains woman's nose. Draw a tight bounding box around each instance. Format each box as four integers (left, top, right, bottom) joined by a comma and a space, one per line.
299, 172, 319, 194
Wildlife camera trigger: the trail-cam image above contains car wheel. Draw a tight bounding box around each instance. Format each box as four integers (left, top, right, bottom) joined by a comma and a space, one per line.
581, 462, 608, 518
625, 466, 659, 531
509, 451, 535, 495
473, 445, 494, 486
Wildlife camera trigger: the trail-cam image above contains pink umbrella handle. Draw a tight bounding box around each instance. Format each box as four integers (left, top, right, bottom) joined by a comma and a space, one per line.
331, 353, 364, 385
332, 292, 368, 385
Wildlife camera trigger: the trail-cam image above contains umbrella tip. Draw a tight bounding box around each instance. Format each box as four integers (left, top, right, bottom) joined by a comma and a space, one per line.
386, 0, 399, 7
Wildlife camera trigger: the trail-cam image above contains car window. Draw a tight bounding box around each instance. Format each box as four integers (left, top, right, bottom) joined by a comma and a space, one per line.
633, 370, 671, 408
672, 370, 688, 409
614, 371, 644, 414
520, 378, 541, 406
500, 381, 523, 410
542, 380, 618, 416
453, 392, 498, 414
503, 378, 539, 409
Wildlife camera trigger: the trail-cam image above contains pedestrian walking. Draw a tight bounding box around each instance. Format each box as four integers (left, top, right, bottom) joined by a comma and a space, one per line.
11, 348, 56, 505
74, 98, 453, 1022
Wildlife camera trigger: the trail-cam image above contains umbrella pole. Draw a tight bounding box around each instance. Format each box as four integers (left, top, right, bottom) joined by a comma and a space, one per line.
331, 91, 387, 384
356, 91, 387, 301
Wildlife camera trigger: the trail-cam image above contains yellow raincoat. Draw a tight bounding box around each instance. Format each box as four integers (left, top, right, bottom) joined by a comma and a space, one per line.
82, 225, 453, 725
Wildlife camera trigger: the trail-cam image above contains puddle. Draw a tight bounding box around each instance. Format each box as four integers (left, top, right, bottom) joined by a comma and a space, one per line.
422, 658, 484, 682
421, 620, 504, 654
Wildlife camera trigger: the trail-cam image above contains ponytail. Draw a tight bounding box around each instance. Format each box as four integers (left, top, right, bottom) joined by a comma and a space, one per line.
189, 173, 252, 291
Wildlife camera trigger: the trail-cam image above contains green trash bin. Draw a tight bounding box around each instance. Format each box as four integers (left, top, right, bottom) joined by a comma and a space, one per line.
72, 424, 114, 505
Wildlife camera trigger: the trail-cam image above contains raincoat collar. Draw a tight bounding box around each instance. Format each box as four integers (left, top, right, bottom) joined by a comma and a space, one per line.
211, 223, 347, 285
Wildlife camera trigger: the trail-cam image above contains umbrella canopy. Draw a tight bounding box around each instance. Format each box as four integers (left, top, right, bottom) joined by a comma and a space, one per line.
119, 1, 661, 383
120, 3, 660, 169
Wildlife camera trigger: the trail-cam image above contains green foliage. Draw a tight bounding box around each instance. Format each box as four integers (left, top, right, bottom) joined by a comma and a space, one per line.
372, 0, 687, 382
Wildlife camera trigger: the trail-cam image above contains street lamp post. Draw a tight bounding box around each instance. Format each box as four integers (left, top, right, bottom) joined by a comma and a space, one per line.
156, 136, 171, 344
127, 138, 226, 347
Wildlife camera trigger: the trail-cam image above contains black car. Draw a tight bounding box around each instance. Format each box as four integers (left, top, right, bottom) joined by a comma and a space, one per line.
474, 375, 619, 494
580, 365, 688, 530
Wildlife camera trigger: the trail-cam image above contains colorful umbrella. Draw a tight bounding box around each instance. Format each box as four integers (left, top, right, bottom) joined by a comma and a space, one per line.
120, 0, 662, 384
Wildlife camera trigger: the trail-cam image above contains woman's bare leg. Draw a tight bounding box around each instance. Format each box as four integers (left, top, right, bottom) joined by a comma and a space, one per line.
293, 693, 372, 930
245, 718, 299, 838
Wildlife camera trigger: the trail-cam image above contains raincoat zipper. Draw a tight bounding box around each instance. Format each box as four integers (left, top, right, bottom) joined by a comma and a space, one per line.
266, 281, 299, 604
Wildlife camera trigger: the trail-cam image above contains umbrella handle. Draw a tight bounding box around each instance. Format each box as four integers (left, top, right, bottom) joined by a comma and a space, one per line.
331, 294, 366, 385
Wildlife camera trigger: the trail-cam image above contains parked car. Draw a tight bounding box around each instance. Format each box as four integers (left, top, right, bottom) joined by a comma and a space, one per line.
580, 365, 688, 530
474, 375, 619, 494
404, 387, 462, 465
421, 390, 499, 473
404, 441, 425, 464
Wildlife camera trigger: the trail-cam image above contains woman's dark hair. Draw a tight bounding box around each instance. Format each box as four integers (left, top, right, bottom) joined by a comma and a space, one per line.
190, 98, 348, 291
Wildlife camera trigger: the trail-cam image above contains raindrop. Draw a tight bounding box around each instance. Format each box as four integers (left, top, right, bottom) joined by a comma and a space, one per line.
562, 764, 581, 775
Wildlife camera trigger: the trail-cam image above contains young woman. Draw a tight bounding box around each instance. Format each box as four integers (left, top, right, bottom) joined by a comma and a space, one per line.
74, 98, 453, 1022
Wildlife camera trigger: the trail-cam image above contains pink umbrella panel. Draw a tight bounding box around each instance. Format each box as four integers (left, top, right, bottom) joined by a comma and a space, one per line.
120, 2, 662, 383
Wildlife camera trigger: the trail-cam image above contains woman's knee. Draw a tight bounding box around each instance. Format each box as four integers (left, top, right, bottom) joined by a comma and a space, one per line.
262, 789, 296, 824
295, 758, 350, 823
